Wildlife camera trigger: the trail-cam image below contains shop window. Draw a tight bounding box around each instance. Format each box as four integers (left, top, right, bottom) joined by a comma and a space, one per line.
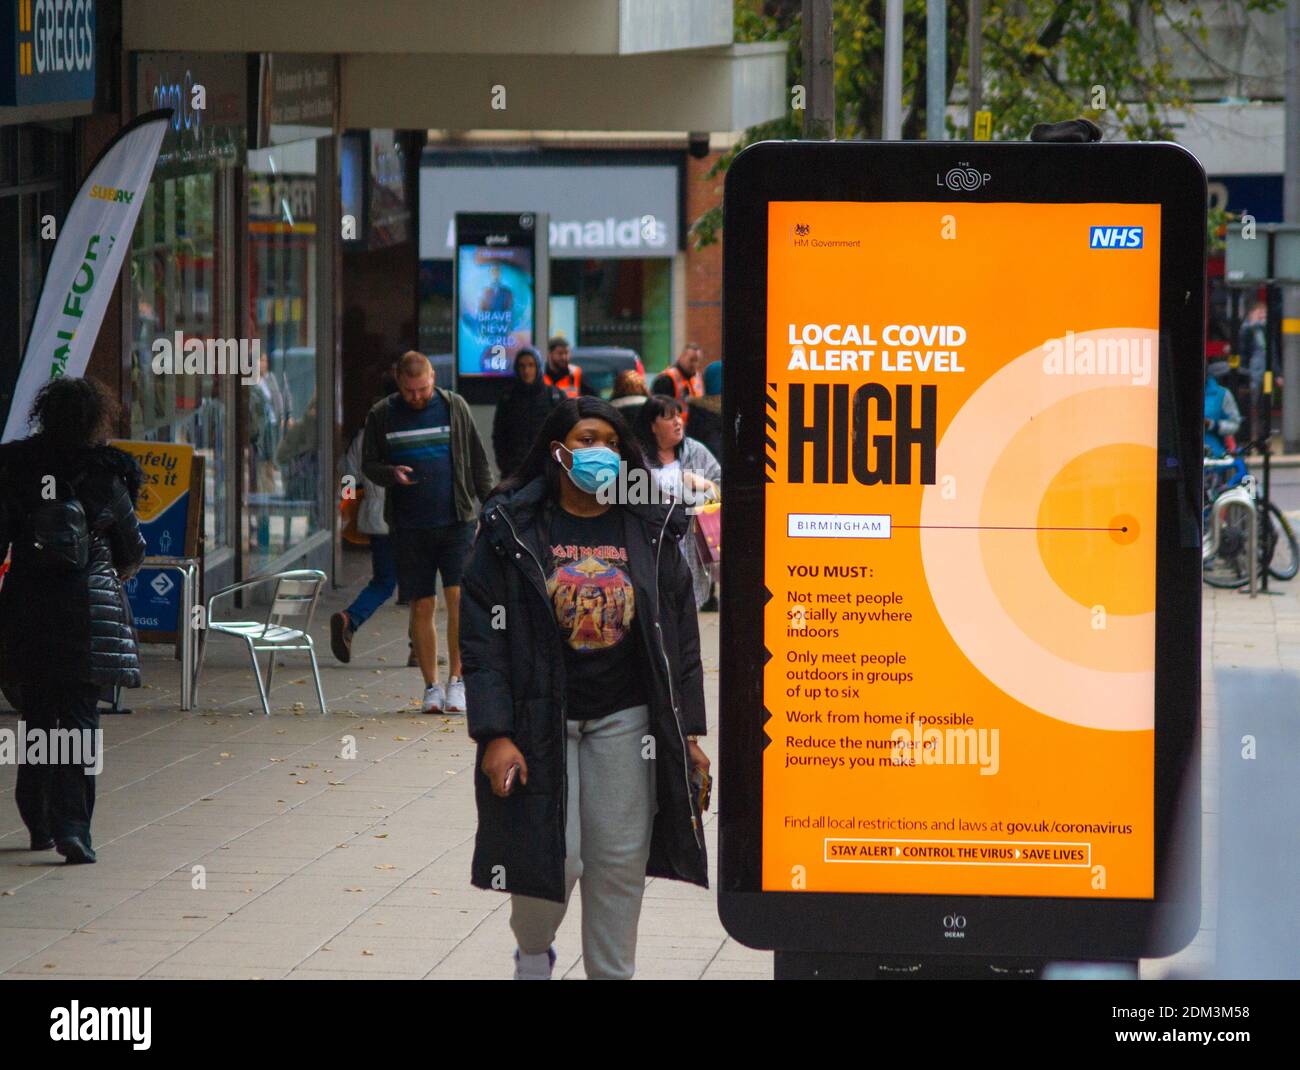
419, 257, 672, 376
129, 170, 232, 554
243, 140, 322, 573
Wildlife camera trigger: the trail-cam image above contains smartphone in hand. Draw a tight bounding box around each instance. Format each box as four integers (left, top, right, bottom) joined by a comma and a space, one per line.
502, 762, 522, 796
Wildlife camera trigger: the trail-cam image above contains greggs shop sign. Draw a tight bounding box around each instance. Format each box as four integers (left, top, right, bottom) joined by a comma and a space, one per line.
1, 0, 96, 107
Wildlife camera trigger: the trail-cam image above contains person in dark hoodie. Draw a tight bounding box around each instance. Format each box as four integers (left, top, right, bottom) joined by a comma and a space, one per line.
0, 377, 146, 864
461, 396, 710, 979
492, 346, 563, 480
684, 359, 723, 461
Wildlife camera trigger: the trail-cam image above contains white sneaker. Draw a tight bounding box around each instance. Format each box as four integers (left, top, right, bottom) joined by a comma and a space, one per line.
445, 676, 466, 713
421, 682, 445, 714
513, 946, 557, 980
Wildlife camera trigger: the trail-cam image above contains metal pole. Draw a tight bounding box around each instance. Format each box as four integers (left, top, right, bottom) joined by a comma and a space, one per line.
927, 0, 947, 140
1249, 492, 1258, 597
884, 0, 904, 139
1283, 0, 1300, 450
802, 0, 836, 140
1262, 231, 1278, 592
968, 0, 983, 135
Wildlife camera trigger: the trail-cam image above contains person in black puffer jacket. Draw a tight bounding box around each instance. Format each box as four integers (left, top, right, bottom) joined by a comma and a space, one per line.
0, 377, 146, 865
491, 346, 563, 481
462, 396, 710, 980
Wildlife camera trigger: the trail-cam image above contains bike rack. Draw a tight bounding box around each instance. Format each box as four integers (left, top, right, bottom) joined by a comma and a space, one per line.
1210, 484, 1258, 597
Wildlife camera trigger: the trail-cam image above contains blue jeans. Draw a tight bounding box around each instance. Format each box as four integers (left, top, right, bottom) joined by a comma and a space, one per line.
345, 535, 398, 629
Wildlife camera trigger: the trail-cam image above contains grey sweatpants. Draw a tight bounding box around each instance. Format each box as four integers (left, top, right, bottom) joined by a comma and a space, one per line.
510, 703, 657, 979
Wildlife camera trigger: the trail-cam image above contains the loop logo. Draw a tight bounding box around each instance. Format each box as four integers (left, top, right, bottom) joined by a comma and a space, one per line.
1089, 225, 1143, 249
937, 164, 990, 191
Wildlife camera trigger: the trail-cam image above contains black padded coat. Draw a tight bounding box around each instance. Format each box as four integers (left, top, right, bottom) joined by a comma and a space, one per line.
460, 476, 709, 903
0, 438, 147, 689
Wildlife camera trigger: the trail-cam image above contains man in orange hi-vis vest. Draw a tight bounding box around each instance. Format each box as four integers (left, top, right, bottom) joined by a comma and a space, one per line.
652, 342, 705, 404
543, 336, 598, 399
652, 343, 705, 426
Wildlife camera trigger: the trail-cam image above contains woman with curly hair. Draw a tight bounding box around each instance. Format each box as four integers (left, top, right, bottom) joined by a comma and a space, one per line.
0, 377, 146, 864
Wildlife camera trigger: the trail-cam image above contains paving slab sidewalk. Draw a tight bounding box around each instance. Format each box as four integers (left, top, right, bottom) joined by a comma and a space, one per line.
0, 549, 1292, 979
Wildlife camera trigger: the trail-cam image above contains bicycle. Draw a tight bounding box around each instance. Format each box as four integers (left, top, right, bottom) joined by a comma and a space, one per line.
1202, 441, 1300, 588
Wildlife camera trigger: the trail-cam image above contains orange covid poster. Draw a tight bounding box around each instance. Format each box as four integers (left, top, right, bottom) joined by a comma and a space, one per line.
762, 201, 1160, 899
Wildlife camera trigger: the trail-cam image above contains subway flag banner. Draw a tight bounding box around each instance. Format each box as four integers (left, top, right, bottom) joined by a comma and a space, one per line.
111, 440, 193, 632
763, 201, 1161, 899
1, 110, 169, 443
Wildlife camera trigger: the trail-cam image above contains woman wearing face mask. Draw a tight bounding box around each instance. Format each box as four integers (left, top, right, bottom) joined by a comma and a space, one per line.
460, 396, 710, 979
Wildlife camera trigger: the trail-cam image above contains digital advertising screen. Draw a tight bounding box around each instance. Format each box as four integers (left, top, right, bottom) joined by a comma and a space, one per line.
719, 140, 1205, 960
761, 200, 1160, 900
455, 244, 535, 378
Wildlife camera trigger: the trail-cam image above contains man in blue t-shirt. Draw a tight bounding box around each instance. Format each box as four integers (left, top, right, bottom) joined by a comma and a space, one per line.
362, 352, 494, 713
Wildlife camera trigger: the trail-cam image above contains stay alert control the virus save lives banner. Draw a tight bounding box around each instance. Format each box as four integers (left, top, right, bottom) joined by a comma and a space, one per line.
762, 201, 1161, 899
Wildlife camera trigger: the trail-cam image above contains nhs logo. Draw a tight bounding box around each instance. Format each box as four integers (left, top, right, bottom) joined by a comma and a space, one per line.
1089, 226, 1143, 249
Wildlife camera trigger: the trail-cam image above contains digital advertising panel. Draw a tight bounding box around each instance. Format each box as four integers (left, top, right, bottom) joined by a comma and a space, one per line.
764, 199, 1161, 901
454, 209, 546, 379
719, 142, 1205, 962
455, 243, 534, 377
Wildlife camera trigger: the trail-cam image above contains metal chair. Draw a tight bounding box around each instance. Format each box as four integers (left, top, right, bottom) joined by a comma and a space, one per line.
194, 569, 328, 716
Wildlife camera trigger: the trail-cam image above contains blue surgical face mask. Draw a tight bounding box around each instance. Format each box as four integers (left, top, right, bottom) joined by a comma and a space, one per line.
557, 444, 621, 495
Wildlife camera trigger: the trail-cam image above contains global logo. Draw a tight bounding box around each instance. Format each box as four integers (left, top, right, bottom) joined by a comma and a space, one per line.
1089, 225, 1144, 249
937, 164, 990, 191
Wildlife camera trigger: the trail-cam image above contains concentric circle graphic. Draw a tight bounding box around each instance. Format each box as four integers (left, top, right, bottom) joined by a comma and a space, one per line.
919, 328, 1157, 731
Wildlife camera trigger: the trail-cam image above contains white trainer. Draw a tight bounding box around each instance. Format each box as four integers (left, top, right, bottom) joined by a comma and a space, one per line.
421, 682, 445, 714
513, 946, 557, 980
445, 676, 466, 712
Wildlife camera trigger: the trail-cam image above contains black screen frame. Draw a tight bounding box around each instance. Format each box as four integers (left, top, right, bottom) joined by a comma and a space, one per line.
718, 140, 1204, 960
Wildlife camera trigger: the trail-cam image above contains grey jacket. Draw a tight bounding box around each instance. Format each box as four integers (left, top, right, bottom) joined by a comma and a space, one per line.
343, 429, 388, 536
666, 436, 721, 609
361, 388, 495, 528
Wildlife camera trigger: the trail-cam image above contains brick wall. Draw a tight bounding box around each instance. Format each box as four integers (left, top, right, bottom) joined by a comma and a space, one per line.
684, 151, 725, 366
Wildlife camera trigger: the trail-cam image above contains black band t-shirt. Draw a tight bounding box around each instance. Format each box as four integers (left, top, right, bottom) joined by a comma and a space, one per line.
546, 506, 647, 720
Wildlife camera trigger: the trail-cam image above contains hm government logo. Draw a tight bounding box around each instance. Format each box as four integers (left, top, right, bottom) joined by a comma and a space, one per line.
937, 164, 990, 191
794, 223, 810, 238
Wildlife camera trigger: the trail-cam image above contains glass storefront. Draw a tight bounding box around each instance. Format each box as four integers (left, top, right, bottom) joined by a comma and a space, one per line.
130, 52, 248, 577
0, 123, 73, 423
243, 140, 322, 574
129, 52, 333, 584
419, 257, 673, 376
553, 258, 672, 371
417, 152, 681, 379
129, 169, 234, 552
